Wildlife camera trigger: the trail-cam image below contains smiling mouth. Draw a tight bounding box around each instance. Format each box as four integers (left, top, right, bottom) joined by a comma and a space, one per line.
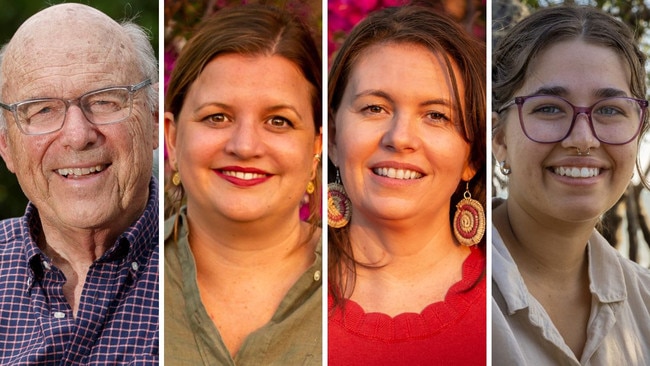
57, 164, 107, 178
553, 166, 601, 178
221, 170, 269, 180
372, 167, 423, 180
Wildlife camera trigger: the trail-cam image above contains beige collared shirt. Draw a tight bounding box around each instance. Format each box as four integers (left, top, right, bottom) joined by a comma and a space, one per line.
492, 225, 650, 365
163, 209, 322, 365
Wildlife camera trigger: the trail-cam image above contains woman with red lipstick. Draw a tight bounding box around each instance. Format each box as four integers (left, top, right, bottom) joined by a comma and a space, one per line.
492, 6, 650, 364
163, 5, 322, 365
327, 6, 486, 365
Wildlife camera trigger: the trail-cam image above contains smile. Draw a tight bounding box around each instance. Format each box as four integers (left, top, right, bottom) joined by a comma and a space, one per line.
553, 166, 600, 178
373, 167, 423, 180
221, 170, 268, 180
57, 164, 106, 178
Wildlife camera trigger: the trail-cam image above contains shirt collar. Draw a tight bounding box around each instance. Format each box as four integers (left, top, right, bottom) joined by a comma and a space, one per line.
166, 206, 323, 322
111, 177, 159, 265
23, 177, 158, 276
492, 224, 530, 314
587, 230, 627, 303
163, 205, 182, 242
492, 223, 627, 316
22, 204, 45, 270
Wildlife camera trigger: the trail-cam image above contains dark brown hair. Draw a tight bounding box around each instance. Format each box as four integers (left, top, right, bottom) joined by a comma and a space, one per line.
328, 5, 486, 307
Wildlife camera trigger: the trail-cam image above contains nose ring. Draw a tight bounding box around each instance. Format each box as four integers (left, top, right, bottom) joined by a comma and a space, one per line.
576, 147, 590, 156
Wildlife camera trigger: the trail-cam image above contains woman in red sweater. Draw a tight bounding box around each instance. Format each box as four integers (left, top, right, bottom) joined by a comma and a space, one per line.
327, 5, 486, 365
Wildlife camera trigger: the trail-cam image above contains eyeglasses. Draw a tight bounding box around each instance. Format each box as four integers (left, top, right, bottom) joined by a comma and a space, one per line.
497, 95, 647, 145
0, 79, 151, 135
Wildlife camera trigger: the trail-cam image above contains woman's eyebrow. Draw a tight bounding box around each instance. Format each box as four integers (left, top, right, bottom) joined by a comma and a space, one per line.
529, 85, 628, 99
420, 98, 452, 108
353, 89, 393, 103
594, 87, 628, 98
262, 104, 304, 121
528, 85, 568, 97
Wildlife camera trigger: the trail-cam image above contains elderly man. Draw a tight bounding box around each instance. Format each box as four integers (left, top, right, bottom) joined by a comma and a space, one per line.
0, 3, 158, 364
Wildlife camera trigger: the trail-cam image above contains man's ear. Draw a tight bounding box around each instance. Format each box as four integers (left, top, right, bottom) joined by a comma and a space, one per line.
0, 131, 16, 173
151, 82, 159, 150
152, 110, 159, 151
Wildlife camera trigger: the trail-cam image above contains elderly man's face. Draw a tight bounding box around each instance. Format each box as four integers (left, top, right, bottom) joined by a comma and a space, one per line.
0, 5, 158, 234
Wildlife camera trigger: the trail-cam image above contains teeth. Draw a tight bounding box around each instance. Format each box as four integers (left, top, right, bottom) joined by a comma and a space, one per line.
554, 166, 600, 178
373, 167, 423, 180
57, 165, 105, 177
222, 171, 266, 180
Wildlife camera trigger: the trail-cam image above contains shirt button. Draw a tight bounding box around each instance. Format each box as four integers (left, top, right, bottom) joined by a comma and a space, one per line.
131, 262, 139, 271
313, 270, 321, 282
42, 261, 51, 270
53, 312, 66, 319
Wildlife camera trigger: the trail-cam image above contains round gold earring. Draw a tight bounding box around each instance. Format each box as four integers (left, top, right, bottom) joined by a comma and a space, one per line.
306, 181, 315, 194
172, 171, 181, 186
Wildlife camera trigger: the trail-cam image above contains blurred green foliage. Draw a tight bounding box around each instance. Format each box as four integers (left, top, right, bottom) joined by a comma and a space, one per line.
0, 0, 158, 219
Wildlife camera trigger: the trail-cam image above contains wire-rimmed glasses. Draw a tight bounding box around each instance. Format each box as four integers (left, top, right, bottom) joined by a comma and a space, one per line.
0, 79, 151, 135
497, 94, 647, 145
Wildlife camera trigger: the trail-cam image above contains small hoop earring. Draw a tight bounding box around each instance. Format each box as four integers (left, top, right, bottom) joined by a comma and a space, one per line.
327, 169, 351, 228
453, 182, 485, 246
499, 160, 511, 175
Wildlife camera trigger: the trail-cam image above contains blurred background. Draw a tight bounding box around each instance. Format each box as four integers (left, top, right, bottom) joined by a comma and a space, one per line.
328, 0, 485, 66
0, 0, 158, 219
494, 0, 650, 267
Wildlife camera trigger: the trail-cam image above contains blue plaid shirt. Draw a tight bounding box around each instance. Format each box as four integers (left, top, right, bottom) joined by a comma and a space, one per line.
0, 178, 159, 365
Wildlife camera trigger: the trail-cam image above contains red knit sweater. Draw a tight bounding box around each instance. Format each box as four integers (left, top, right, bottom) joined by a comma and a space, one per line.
328, 247, 486, 365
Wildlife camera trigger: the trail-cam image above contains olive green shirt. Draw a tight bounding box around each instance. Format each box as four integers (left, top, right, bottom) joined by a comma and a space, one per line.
164, 210, 322, 365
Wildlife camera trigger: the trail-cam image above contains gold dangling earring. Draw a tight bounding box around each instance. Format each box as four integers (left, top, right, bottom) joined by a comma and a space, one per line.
327, 169, 351, 228
306, 153, 320, 195
453, 181, 485, 246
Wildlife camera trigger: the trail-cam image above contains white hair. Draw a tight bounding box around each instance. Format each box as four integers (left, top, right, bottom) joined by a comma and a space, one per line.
121, 20, 159, 113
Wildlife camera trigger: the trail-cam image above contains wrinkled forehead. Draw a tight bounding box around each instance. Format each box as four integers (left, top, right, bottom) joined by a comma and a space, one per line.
2, 4, 137, 97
